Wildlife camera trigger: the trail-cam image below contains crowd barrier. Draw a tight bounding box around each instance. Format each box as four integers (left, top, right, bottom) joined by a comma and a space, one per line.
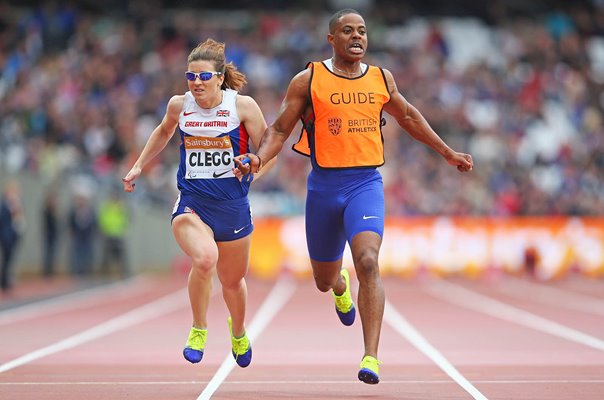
248, 217, 604, 280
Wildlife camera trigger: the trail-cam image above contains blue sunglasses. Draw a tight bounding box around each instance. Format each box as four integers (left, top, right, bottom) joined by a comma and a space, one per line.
185, 71, 223, 81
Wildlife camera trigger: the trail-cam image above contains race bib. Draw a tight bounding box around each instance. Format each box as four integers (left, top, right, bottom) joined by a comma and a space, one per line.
183, 136, 235, 179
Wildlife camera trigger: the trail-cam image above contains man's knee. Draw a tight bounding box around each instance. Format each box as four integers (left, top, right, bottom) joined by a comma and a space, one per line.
312, 269, 340, 292
354, 250, 380, 279
313, 275, 335, 292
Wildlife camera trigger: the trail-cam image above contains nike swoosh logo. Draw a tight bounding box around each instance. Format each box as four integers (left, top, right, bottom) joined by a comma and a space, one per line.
183, 111, 195, 116
234, 225, 249, 234
213, 170, 230, 178
363, 215, 380, 220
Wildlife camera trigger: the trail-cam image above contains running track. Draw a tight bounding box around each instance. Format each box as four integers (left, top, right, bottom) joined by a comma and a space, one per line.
1, 272, 603, 399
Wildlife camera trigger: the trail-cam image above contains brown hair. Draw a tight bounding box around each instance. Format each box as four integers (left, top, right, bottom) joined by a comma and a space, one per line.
187, 39, 247, 91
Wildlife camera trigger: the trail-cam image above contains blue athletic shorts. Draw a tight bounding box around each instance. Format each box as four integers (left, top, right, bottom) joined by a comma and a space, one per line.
171, 192, 253, 242
305, 170, 384, 262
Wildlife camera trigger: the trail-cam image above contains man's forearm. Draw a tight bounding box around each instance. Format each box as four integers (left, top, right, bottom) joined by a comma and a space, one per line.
256, 127, 288, 164
402, 106, 453, 158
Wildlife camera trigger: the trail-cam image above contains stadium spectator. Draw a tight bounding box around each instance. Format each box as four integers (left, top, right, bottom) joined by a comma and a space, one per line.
41, 188, 60, 278
67, 191, 97, 277
98, 190, 130, 277
0, 180, 25, 292
0, 2, 602, 216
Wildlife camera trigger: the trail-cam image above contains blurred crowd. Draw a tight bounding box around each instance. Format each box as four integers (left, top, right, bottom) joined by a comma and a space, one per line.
1, 178, 130, 291
1, 1, 603, 216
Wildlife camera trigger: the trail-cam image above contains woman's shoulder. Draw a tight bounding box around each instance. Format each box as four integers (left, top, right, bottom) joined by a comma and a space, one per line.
169, 94, 187, 106
235, 92, 259, 110
166, 94, 187, 114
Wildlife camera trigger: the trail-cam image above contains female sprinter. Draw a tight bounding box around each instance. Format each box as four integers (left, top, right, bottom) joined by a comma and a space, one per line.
122, 38, 272, 368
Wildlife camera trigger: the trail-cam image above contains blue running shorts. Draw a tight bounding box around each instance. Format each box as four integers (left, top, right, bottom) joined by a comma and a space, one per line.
305, 170, 384, 262
172, 192, 253, 242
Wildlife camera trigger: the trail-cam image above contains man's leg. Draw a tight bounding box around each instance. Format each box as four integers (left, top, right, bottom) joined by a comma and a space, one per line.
1, 247, 11, 290
349, 231, 383, 358
350, 231, 384, 384
310, 259, 342, 293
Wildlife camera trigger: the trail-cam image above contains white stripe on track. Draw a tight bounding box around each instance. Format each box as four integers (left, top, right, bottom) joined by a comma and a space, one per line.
498, 277, 604, 317
0, 276, 147, 326
2, 379, 603, 385
197, 277, 296, 400
426, 280, 604, 351
384, 300, 489, 400
0, 288, 188, 374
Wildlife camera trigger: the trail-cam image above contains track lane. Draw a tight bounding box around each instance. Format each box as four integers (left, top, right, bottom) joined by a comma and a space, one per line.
1, 273, 603, 399
214, 276, 473, 399
407, 277, 604, 399
0, 275, 188, 362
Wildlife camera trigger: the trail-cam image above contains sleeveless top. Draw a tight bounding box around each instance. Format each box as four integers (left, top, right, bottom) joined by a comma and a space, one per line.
176, 89, 251, 200
292, 61, 390, 170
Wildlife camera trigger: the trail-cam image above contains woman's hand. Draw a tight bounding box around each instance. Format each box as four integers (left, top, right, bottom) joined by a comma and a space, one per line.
122, 166, 142, 192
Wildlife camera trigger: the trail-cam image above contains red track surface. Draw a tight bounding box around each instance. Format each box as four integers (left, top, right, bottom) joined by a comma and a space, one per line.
1, 272, 603, 399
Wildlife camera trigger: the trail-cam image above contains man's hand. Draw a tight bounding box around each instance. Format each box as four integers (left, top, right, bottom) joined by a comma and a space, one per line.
447, 152, 473, 172
233, 154, 260, 180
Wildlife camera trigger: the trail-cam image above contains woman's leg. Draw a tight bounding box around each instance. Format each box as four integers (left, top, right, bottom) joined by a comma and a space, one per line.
172, 213, 218, 329
216, 235, 251, 337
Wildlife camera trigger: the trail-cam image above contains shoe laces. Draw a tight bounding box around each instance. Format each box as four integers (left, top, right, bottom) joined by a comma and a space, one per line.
359, 355, 382, 373
334, 292, 353, 313
186, 328, 207, 350
334, 270, 353, 313
231, 334, 250, 356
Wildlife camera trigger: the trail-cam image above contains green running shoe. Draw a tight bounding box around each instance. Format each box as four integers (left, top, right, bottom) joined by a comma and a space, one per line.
228, 317, 252, 367
333, 269, 356, 326
183, 327, 207, 364
358, 355, 381, 384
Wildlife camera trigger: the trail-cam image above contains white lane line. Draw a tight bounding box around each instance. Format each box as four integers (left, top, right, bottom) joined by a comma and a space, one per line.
2, 379, 603, 385
497, 277, 604, 317
384, 300, 489, 400
0, 288, 188, 373
426, 280, 604, 351
563, 280, 604, 298
197, 277, 296, 400
0, 276, 147, 326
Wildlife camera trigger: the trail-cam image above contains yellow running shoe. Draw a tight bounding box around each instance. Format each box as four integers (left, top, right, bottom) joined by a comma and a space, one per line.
228, 317, 252, 368
332, 268, 356, 326
183, 327, 207, 364
358, 355, 381, 384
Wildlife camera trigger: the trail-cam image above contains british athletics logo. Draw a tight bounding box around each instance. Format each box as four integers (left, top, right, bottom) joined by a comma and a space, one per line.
216, 110, 230, 117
